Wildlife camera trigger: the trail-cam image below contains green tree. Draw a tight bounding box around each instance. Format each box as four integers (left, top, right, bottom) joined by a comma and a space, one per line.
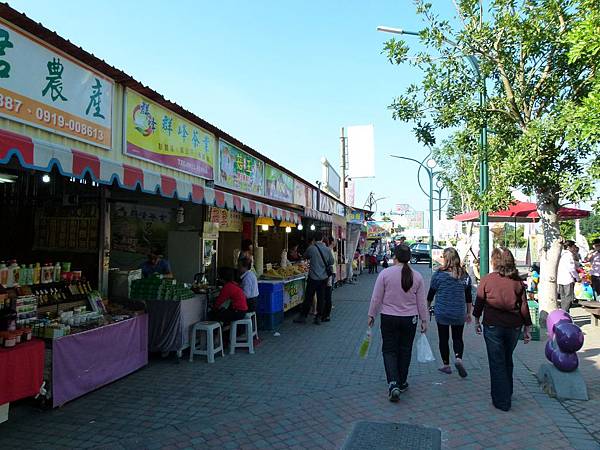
383, 0, 600, 317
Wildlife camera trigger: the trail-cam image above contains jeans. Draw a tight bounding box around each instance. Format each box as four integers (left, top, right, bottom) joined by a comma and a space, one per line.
380, 314, 418, 385
436, 323, 464, 365
322, 285, 333, 319
558, 283, 575, 312
300, 277, 327, 317
592, 275, 600, 300
483, 324, 520, 411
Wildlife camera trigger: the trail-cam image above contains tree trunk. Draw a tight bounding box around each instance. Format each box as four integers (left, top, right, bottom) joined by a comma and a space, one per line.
536, 192, 562, 326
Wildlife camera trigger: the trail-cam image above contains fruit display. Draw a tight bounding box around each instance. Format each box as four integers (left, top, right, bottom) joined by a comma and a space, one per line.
262, 264, 308, 279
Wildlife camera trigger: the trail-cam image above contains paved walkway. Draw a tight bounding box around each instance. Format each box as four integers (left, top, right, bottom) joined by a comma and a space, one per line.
1, 267, 600, 449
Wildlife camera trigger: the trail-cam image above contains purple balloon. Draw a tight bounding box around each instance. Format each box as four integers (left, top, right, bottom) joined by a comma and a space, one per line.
546, 310, 572, 339
552, 348, 579, 372
555, 322, 584, 353
545, 339, 556, 362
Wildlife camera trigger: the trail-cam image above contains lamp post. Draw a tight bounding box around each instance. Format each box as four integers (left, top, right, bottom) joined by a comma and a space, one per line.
390, 154, 437, 267
378, 25, 489, 276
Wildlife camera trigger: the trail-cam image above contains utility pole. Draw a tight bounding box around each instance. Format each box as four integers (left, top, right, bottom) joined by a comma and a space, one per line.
340, 127, 347, 204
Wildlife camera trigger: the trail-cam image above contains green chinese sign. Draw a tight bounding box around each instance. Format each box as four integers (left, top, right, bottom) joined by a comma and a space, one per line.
218, 140, 264, 196
265, 165, 294, 203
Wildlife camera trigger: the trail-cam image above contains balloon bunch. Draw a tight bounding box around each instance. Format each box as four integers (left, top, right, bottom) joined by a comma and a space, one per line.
545, 310, 584, 372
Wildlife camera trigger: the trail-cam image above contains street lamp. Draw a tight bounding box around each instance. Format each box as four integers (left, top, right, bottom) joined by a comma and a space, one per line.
378, 25, 489, 276
390, 154, 436, 267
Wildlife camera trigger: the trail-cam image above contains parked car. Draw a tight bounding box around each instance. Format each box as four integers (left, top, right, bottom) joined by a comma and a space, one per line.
409, 243, 442, 264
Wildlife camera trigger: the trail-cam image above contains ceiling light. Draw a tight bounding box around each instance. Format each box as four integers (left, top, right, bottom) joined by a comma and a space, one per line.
42, 174, 51, 183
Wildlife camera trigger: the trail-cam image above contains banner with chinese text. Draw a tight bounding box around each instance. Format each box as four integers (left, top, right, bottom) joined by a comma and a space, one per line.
293, 180, 307, 207
0, 19, 113, 148
217, 139, 264, 196
124, 89, 215, 179
265, 165, 294, 203
208, 206, 242, 233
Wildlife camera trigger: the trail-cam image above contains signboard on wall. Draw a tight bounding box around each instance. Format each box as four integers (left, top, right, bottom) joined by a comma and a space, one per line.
208, 206, 242, 233
0, 19, 113, 148
294, 180, 307, 207
265, 165, 294, 203
217, 140, 264, 196
321, 158, 341, 198
111, 203, 174, 255
124, 89, 215, 179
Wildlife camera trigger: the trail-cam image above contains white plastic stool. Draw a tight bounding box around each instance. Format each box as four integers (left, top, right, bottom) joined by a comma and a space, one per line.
245, 312, 259, 340
189, 321, 224, 363
229, 318, 254, 355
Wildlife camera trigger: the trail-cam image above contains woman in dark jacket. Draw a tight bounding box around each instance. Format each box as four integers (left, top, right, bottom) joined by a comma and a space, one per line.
473, 247, 532, 411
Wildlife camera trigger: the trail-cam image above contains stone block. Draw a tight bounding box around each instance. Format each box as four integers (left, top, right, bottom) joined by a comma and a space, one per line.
537, 363, 589, 401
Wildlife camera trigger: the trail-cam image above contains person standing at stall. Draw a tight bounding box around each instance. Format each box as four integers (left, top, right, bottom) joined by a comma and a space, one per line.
322, 236, 337, 322
586, 239, 600, 299
557, 240, 580, 312
367, 244, 429, 402
239, 256, 259, 312
140, 246, 173, 278
473, 247, 532, 412
294, 231, 334, 325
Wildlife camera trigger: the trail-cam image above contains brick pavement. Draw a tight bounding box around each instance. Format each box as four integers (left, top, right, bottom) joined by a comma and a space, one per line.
1, 266, 599, 449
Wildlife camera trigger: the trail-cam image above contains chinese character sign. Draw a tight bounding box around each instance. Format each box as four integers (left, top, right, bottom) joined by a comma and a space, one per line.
265, 165, 294, 203
208, 207, 242, 233
218, 140, 264, 196
0, 20, 113, 148
124, 90, 215, 179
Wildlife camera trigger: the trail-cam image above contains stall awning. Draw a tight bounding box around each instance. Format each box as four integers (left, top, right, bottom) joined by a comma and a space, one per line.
0, 129, 300, 224
303, 208, 333, 223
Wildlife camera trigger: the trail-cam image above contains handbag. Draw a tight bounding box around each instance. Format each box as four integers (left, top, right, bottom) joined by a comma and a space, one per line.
315, 244, 334, 277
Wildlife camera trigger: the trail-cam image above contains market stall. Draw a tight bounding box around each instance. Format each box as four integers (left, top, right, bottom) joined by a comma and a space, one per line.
0, 338, 44, 422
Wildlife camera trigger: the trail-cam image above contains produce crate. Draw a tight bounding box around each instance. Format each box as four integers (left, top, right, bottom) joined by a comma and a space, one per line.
257, 311, 284, 331
257, 290, 284, 313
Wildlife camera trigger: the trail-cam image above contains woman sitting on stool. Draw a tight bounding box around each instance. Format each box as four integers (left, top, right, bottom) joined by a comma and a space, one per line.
211, 267, 248, 324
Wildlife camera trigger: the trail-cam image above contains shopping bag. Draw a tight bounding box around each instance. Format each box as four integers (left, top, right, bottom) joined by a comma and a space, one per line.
416, 333, 435, 363
358, 328, 372, 359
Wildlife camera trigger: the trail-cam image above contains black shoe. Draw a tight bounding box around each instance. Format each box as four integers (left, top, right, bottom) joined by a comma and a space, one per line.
322, 317, 331, 322
293, 316, 307, 324
455, 361, 468, 378
398, 382, 409, 393
388, 383, 400, 402
313, 316, 321, 325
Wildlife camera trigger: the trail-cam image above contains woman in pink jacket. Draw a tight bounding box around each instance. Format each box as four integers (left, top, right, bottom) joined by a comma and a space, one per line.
368, 244, 429, 402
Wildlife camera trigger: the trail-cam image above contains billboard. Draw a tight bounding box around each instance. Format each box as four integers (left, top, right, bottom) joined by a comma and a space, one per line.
265, 165, 294, 203
217, 140, 264, 196
124, 89, 215, 179
347, 124, 375, 178
0, 19, 113, 148
321, 157, 340, 198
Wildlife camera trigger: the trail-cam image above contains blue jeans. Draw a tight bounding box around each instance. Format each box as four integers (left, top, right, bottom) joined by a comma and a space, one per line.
483, 325, 521, 411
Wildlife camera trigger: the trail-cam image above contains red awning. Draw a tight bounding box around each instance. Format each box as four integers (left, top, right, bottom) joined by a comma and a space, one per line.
0, 129, 301, 224
453, 201, 590, 223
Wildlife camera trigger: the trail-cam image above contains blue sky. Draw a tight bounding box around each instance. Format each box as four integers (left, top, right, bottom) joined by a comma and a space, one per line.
9, 0, 458, 214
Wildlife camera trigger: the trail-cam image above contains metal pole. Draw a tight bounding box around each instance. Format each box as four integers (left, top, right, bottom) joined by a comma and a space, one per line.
479, 85, 489, 276
429, 169, 434, 268
340, 127, 346, 204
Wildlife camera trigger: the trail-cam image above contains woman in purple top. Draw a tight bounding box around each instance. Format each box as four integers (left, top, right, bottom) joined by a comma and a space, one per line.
368, 245, 429, 402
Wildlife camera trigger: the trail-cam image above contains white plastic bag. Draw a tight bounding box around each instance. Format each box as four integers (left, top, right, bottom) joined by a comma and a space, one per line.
416, 333, 435, 363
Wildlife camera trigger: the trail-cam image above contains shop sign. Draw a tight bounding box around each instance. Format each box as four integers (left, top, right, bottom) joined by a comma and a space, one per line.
346, 209, 365, 224
124, 89, 215, 179
265, 165, 294, 203
367, 221, 388, 238
293, 180, 306, 207
319, 194, 334, 214
111, 203, 174, 255
208, 206, 242, 233
306, 186, 315, 210
335, 201, 345, 217
217, 139, 264, 196
0, 20, 113, 148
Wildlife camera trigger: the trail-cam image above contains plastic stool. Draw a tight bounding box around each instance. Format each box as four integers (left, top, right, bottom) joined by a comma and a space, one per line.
245, 312, 259, 340
189, 321, 224, 363
229, 318, 254, 355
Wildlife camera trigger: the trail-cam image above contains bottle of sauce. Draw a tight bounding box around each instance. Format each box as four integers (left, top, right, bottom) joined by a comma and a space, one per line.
42, 263, 53, 284
7, 260, 19, 287
0, 262, 8, 287
53, 262, 61, 282
32, 263, 41, 285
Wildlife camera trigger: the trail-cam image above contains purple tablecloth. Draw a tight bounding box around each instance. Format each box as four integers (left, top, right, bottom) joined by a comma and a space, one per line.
51, 314, 148, 408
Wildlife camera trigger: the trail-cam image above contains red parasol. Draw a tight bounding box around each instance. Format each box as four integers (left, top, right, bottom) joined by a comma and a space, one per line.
453, 201, 590, 223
